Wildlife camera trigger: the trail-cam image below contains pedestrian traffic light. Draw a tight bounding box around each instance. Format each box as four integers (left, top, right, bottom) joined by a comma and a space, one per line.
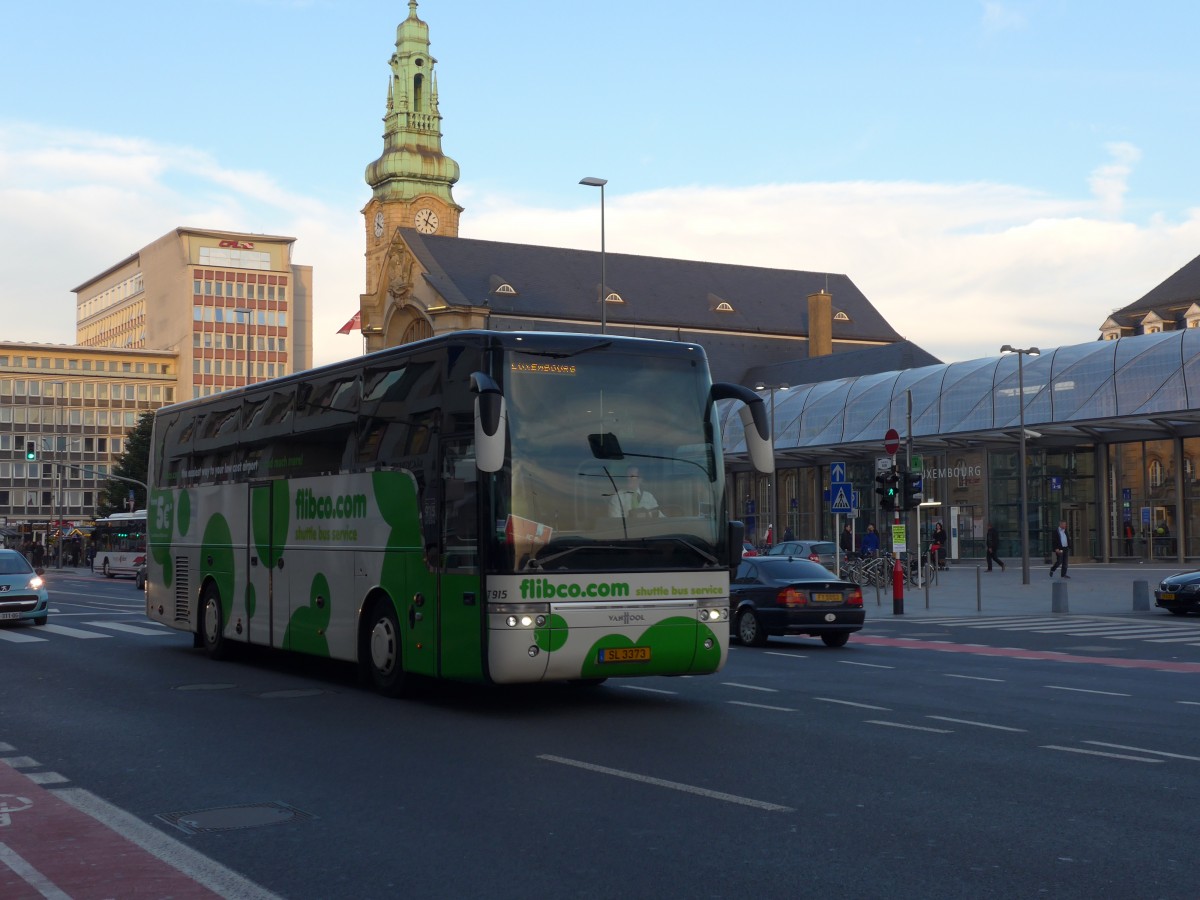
24, 441, 36, 461
902, 471, 923, 511
875, 469, 898, 511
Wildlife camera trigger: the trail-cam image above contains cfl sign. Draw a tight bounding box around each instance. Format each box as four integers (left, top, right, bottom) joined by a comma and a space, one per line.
218, 240, 255, 250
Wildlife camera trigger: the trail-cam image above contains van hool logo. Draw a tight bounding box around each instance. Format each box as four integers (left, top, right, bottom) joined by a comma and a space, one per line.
608, 612, 645, 624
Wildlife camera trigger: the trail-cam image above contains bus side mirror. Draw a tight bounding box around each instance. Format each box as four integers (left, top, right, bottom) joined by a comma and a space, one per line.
710, 383, 774, 475
471, 372, 507, 473
727, 520, 745, 574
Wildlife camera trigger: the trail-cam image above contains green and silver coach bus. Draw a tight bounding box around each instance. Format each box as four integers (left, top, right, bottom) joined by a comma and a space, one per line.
145, 331, 772, 695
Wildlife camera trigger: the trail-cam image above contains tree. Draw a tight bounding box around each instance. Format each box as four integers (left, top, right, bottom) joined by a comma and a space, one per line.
99, 411, 153, 515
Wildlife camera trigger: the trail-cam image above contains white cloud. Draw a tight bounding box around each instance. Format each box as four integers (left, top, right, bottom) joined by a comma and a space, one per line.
0, 123, 1192, 374
981, 2, 1028, 32
1089, 141, 1142, 216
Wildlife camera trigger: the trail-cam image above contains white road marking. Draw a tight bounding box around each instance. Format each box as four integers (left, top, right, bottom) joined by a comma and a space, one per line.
838, 660, 895, 669
943, 673, 1005, 682
764, 651, 807, 659
618, 685, 676, 695
2, 757, 41, 769
926, 716, 1026, 732
865, 720, 954, 733
84, 621, 171, 636
0, 842, 70, 899
722, 682, 778, 693
812, 697, 890, 710
39, 624, 109, 640
0, 630, 46, 643
728, 700, 797, 712
1084, 741, 1200, 762
1041, 745, 1162, 763
1045, 685, 1131, 697
26, 772, 68, 785
538, 754, 793, 812
54, 787, 284, 899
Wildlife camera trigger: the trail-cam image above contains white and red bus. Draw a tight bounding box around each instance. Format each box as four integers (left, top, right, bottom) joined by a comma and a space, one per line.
91, 511, 147, 578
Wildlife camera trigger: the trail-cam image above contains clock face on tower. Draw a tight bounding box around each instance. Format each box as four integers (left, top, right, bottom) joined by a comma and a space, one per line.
374, 211, 385, 238
414, 207, 440, 234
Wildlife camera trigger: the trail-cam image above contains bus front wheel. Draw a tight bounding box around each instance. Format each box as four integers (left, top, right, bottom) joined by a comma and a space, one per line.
364, 600, 408, 697
200, 583, 227, 660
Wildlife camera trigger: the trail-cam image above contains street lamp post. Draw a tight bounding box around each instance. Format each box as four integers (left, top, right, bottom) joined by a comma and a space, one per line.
1000, 345, 1040, 585
754, 382, 789, 547
578, 177, 607, 334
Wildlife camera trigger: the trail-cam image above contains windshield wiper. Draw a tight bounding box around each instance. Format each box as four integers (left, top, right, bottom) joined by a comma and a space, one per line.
516, 341, 613, 360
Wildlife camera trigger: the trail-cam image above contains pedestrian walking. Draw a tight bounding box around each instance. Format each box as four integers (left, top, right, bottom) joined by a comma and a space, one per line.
1048, 520, 1071, 578
985, 523, 1005, 572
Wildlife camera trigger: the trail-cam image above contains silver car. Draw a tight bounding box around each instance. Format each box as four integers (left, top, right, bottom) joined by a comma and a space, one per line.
766, 540, 837, 569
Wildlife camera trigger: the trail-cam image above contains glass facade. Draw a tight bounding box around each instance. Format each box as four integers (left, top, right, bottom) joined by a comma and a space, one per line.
722, 331, 1200, 563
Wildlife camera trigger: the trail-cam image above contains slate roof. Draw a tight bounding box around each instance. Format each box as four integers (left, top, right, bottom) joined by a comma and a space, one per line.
1107, 251, 1200, 324
743, 340, 943, 389
403, 231, 905, 342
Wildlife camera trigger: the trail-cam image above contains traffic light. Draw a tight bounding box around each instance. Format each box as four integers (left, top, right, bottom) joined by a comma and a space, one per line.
24, 441, 36, 461
902, 471, 923, 511
875, 469, 898, 511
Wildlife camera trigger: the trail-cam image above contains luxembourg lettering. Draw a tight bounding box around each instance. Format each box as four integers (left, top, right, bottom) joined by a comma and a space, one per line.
295, 488, 369, 520
925, 465, 982, 479
519, 578, 629, 599
510, 362, 577, 376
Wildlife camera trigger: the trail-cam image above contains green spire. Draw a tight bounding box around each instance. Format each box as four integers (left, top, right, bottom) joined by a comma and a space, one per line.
365, 0, 460, 204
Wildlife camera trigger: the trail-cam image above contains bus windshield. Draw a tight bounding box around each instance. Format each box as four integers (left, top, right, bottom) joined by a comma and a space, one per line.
497, 347, 724, 572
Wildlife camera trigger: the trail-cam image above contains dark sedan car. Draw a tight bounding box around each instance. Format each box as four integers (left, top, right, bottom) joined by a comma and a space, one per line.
1154, 571, 1200, 615
731, 556, 864, 647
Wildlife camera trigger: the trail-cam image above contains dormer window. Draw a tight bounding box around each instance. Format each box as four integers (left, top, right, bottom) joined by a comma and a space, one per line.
714, 302, 733, 312
488, 275, 518, 297
834, 311, 850, 322
604, 291, 624, 304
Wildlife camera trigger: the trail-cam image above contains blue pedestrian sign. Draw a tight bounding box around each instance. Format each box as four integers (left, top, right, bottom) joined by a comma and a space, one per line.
830, 481, 853, 513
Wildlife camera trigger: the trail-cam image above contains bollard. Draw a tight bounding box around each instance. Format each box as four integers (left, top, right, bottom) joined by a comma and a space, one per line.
892, 555, 904, 615
1132, 580, 1150, 612
1052, 580, 1069, 613
976, 565, 982, 612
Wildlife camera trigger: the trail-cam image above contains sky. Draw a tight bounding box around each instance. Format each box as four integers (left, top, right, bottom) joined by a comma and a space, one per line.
3, 0, 1200, 370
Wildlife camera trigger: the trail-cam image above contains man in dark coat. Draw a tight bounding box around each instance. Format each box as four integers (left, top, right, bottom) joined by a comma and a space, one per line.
985, 524, 1005, 572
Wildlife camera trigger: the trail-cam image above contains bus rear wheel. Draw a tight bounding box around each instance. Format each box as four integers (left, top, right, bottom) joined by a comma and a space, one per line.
200, 583, 227, 660
364, 600, 408, 697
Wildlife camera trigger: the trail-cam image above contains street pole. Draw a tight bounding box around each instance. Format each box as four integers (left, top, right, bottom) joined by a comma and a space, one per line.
579, 177, 608, 334
1001, 345, 1040, 585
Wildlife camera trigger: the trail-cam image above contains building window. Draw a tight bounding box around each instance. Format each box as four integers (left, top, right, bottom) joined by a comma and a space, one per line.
1149, 458, 1164, 489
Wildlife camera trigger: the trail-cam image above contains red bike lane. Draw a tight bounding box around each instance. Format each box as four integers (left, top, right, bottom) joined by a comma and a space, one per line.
0, 761, 225, 899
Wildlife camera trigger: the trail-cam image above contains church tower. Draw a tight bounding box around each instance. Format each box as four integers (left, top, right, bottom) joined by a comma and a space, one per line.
360, 1, 463, 349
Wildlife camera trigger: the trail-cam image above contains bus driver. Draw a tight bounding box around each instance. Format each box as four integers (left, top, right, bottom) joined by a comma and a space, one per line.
609, 467, 663, 518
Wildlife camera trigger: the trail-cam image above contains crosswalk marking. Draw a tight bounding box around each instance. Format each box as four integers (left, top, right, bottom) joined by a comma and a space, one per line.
38, 623, 111, 639
84, 621, 172, 636
0, 629, 47, 643
894, 615, 1200, 647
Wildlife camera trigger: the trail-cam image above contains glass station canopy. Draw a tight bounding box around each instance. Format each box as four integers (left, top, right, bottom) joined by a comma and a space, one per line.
719, 330, 1200, 462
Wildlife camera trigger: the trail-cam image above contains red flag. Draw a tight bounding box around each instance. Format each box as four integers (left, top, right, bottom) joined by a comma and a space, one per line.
337, 310, 361, 335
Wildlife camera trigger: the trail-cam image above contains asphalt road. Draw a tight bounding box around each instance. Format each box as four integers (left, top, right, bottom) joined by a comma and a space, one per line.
2, 570, 1199, 899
